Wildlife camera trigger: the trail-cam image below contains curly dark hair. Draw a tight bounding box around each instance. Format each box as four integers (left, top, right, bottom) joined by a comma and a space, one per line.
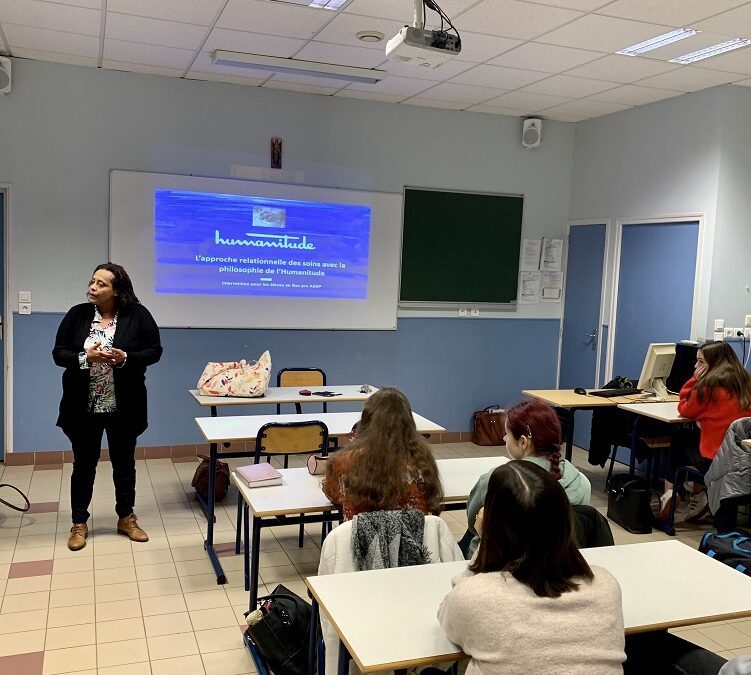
93, 263, 140, 308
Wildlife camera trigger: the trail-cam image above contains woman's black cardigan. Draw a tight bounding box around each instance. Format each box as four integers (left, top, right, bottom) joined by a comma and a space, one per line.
52, 302, 163, 437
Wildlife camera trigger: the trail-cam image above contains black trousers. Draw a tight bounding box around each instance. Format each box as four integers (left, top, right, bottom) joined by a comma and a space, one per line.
66, 413, 138, 524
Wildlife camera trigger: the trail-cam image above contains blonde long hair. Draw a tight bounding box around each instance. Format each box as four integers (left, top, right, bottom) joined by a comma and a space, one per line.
343, 388, 443, 514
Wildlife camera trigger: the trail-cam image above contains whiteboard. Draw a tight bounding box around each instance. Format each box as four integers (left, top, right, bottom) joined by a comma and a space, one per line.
109, 171, 402, 330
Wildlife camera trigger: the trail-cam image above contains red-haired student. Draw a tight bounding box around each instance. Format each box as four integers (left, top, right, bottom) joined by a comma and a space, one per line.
465, 399, 591, 558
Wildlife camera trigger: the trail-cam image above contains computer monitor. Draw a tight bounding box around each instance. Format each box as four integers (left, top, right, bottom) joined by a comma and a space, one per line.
637, 343, 676, 400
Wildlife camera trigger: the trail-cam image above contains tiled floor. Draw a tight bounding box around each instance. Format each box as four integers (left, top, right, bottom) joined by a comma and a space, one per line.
0, 443, 747, 674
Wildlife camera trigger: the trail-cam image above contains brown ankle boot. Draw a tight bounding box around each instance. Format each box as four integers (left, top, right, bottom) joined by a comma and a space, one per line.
68, 523, 88, 551
117, 514, 149, 542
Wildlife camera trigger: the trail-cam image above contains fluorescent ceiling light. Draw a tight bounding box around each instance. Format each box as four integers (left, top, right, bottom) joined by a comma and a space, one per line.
213, 50, 385, 84
669, 38, 751, 64
309, 0, 348, 8
616, 28, 697, 56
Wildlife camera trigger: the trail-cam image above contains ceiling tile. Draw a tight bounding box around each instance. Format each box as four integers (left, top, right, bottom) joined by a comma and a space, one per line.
189, 51, 273, 80
454, 33, 524, 63
106, 14, 206, 50
449, 63, 550, 89
313, 13, 405, 49
692, 4, 751, 36
563, 54, 679, 83
0, 0, 100, 36
217, 0, 333, 39
464, 103, 527, 115
334, 89, 407, 103
409, 81, 508, 104
489, 42, 603, 72
521, 73, 617, 97
594, 0, 748, 28
103, 38, 195, 69
101, 60, 185, 77
541, 98, 632, 117
295, 41, 387, 68
521, 0, 613, 10
588, 83, 682, 105
482, 89, 573, 110
344, 0, 476, 22
39, 0, 101, 8
263, 78, 341, 95
184, 70, 266, 87
695, 48, 751, 76
378, 58, 474, 81
203, 29, 306, 58
107, 0, 226, 26
637, 66, 747, 92
456, 0, 583, 40
345, 74, 435, 95
536, 14, 672, 52
542, 111, 587, 121
8, 46, 98, 66
3, 24, 99, 57
403, 97, 467, 110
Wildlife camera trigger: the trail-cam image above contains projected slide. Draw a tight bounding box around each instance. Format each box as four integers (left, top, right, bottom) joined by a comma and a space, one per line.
154, 189, 371, 299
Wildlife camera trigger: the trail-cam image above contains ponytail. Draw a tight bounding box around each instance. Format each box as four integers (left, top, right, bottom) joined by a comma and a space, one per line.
549, 445, 562, 480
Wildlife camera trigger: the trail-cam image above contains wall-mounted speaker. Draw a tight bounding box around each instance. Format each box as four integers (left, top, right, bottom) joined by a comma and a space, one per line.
0, 56, 11, 94
522, 118, 542, 149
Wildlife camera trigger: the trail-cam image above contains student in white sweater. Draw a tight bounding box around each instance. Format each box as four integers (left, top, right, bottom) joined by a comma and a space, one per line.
437, 461, 625, 675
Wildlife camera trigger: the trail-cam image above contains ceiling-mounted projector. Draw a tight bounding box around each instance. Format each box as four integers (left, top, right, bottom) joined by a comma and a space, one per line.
386, 26, 461, 68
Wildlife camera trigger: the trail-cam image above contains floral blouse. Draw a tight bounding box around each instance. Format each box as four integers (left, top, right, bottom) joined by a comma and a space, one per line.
79, 307, 119, 413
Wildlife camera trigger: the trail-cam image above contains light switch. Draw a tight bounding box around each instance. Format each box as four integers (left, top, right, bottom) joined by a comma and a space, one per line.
18, 291, 31, 303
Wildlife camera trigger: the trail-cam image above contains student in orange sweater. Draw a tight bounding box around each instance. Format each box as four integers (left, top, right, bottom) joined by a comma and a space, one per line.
661, 341, 751, 522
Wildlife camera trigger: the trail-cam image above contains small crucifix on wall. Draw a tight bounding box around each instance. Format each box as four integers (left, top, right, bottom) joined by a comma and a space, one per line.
271, 137, 282, 169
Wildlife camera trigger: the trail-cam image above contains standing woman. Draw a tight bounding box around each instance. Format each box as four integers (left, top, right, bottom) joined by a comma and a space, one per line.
53, 263, 162, 550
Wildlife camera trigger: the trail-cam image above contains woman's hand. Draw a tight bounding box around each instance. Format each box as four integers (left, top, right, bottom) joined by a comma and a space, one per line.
110, 348, 127, 365
474, 507, 485, 538
86, 341, 116, 365
694, 363, 708, 380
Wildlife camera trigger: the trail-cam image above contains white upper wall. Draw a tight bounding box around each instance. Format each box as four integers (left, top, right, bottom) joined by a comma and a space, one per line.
569, 87, 725, 339
0, 59, 575, 319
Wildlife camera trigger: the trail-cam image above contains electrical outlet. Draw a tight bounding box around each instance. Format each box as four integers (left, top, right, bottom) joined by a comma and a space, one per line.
724, 327, 735, 339
470, 308, 480, 317
714, 330, 724, 342
745, 314, 751, 328
715, 319, 725, 331
19, 302, 31, 315
458, 308, 468, 317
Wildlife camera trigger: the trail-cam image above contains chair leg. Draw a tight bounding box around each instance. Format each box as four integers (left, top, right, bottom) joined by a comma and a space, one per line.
284, 455, 289, 469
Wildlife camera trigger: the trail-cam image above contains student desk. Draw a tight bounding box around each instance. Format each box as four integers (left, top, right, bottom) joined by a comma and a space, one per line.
306, 540, 751, 675
197, 411, 445, 584
233, 455, 507, 605
522, 389, 650, 461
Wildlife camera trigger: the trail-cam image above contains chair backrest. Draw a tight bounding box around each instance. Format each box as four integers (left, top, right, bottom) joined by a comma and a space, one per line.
255, 420, 328, 459
571, 504, 614, 548
277, 368, 326, 388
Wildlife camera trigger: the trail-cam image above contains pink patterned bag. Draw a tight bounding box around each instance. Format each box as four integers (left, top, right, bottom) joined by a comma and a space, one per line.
197, 351, 272, 397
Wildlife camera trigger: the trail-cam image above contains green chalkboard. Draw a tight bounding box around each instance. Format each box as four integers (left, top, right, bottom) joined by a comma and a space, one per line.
399, 187, 524, 304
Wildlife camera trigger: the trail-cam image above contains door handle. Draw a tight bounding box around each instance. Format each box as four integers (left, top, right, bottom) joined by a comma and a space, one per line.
584, 328, 598, 350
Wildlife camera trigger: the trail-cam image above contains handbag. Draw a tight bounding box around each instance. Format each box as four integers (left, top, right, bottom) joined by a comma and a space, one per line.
472, 406, 506, 446
244, 583, 312, 675
197, 350, 272, 397
699, 531, 751, 576
191, 454, 230, 502
606, 473, 652, 534
307, 454, 328, 476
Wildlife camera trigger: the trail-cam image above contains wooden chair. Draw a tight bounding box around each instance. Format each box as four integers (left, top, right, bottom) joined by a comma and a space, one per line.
276, 367, 327, 414
236, 420, 329, 555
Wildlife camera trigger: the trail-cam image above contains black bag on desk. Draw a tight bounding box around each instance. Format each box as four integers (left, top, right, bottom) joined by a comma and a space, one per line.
244, 584, 312, 675
607, 474, 652, 534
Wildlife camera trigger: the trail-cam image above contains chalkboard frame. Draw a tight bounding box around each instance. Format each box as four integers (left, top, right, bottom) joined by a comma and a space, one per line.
398, 186, 524, 308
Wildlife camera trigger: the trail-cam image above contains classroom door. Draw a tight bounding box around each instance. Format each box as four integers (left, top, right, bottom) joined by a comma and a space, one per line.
559, 223, 607, 390
0, 192, 4, 460
612, 221, 699, 378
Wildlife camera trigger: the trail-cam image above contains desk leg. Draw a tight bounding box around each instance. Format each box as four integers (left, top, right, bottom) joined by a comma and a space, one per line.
249, 515, 262, 604
556, 408, 575, 462
202, 442, 226, 584
629, 416, 640, 476
244, 504, 250, 593
309, 598, 319, 675
337, 640, 351, 675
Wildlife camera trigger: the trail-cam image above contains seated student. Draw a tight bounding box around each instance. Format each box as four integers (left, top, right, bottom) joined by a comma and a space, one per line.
660, 341, 751, 523
465, 399, 591, 557
438, 461, 625, 675
322, 387, 443, 519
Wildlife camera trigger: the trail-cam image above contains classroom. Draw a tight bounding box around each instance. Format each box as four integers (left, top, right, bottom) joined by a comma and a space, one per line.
1, 1, 751, 673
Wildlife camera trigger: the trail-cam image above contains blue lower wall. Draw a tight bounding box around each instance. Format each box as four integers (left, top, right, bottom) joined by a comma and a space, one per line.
13, 314, 561, 452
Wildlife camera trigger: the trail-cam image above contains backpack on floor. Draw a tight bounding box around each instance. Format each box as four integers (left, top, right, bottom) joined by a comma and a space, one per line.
699, 531, 751, 576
